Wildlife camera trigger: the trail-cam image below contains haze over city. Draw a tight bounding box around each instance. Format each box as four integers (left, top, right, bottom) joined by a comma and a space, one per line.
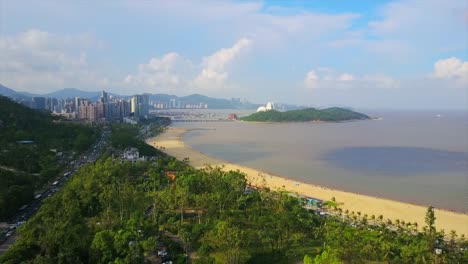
1, 0, 467, 109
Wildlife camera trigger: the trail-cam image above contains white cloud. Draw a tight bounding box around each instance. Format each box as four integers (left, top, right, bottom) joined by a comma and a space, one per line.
193, 38, 251, 90
304, 70, 319, 88
328, 0, 467, 68
339, 73, 354, 81
434, 57, 468, 81
304, 68, 399, 90
368, 0, 466, 40
124, 0, 357, 51
0, 29, 108, 93
124, 52, 194, 93
125, 38, 251, 93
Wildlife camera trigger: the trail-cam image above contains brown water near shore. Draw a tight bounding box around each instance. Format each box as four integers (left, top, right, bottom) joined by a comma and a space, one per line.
180, 111, 468, 213
147, 126, 468, 236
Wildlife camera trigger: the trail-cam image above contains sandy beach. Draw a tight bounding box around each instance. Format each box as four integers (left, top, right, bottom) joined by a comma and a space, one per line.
147, 127, 468, 236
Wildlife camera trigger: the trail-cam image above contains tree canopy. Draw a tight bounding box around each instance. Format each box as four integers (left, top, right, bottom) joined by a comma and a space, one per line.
0, 96, 99, 220
240, 107, 370, 122
2, 118, 467, 264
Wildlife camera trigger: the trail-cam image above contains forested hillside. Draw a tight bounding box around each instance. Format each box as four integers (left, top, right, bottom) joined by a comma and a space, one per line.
241, 107, 369, 122
2, 124, 467, 263
0, 96, 99, 220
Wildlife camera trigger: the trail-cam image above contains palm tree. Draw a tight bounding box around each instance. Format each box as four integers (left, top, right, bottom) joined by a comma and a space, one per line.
449, 230, 457, 246
378, 214, 384, 222
361, 217, 368, 225
422, 226, 428, 233
395, 219, 400, 227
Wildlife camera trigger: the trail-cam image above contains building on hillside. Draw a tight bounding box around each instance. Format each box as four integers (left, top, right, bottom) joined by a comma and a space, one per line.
257, 101, 275, 112
123, 147, 145, 162
266, 102, 275, 111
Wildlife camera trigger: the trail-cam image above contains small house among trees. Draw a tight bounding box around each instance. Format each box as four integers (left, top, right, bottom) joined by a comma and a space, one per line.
123, 147, 145, 162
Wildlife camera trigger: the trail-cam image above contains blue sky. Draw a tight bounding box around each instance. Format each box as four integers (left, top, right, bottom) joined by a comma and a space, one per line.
0, 0, 467, 109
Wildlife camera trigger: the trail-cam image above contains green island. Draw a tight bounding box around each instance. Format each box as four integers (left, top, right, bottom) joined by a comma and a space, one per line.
240, 107, 370, 122
1, 98, 467, 264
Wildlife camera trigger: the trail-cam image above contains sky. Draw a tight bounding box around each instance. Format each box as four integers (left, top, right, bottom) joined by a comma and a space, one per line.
0, 0, 467, 109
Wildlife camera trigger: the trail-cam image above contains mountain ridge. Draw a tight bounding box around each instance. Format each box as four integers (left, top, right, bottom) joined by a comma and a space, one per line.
0, 84, 261, 109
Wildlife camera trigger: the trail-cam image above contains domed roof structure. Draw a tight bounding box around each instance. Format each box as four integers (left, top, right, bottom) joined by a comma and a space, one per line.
257, 106, 267, 112
257, 102, 275, 112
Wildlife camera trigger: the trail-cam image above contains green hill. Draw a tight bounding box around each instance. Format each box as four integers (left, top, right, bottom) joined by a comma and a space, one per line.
0, 96, 99, 220
240, 107, 369, 122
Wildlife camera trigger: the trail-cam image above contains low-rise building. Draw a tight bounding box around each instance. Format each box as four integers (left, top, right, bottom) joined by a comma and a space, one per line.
123, 148, 145, 162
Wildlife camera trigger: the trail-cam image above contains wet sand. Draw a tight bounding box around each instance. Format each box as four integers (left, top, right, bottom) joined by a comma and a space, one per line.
147, 127, 468, 236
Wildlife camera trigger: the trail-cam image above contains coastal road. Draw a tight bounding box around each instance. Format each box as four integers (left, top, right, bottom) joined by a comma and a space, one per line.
0, 234, 18, 255
0, 129, 109, 256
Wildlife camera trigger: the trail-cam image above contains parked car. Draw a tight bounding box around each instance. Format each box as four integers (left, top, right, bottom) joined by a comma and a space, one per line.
157, 249, 168, 257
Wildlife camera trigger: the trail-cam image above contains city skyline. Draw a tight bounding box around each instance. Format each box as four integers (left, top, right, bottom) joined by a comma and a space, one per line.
1, 0, 467, 109
17, 89, 225, 121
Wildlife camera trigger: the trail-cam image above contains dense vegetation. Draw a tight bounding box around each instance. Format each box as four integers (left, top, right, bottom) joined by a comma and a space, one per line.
2, 123, 467, 264
0, 96, 99, 220
109, 124, 161, 157
240, 107, 369, 122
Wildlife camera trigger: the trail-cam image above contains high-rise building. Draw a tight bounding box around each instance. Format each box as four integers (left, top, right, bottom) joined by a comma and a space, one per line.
131, 95, 141, 116
75, 97, 82, 114
170, 98, 176, 108
33, 97, 46, 110
96, 102, 105, 119
142, 94, 149, 116
118, 100, 130, 119
49, 98, 58, 112
87, 104, 97, 122
101, 90, 108, 103
78, 100, 90, 119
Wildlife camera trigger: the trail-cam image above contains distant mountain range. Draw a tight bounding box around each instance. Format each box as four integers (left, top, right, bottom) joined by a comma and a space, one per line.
0, 84, 262, 109
43, 88, 104, 99
0, 84, 33, 100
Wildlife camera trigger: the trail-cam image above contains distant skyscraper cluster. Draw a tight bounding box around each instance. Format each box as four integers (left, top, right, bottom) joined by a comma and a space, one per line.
21, 91, 150, 123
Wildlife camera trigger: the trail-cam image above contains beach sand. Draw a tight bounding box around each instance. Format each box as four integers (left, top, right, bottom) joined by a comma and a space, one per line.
147, 127, 468, 236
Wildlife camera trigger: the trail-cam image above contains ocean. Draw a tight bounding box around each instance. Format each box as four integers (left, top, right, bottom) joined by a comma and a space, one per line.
171, 110, 468, 212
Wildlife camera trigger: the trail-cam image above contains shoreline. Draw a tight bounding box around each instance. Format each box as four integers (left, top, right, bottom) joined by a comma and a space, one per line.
237, 117, 374, 124
147, 127, 468, 236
